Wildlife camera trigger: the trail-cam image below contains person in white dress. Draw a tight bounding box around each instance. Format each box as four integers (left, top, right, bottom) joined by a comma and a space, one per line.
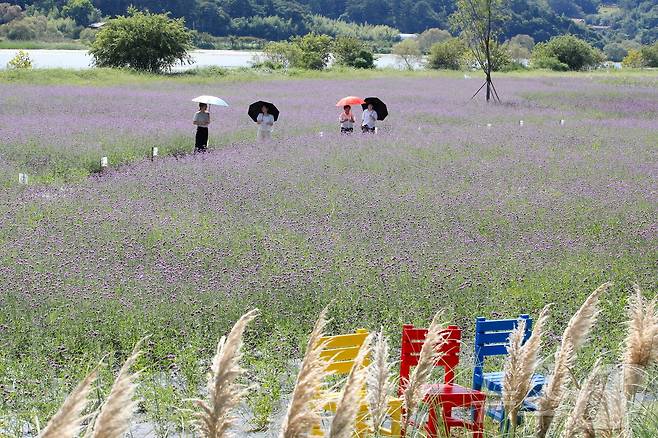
361, 103, 378, 133
256, 105, 275, 141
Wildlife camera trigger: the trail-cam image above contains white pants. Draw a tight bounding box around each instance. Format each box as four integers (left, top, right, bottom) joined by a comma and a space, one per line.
257, 128, 272, 141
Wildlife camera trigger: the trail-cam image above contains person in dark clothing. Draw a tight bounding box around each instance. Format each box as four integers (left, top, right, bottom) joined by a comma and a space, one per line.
193, 103, 210, 152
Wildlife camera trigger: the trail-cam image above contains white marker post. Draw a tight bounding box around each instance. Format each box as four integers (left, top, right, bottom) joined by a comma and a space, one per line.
151, 147, 159, 161
519, 120, 524, 126
100, 156, 108, 170
487, 123, 492, 129
18, 173, 28, 185
319, 131, 324, 138
560, 119, 565, 126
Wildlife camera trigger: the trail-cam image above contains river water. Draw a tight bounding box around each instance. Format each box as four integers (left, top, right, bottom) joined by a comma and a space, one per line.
0, 48, 406, 70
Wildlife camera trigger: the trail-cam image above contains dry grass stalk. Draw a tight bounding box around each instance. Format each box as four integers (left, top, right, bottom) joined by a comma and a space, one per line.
279, 308, 331, 438
562, 359, 606, 438
402, 310, 445, 431
596, 372, 630, 438
621, 284, 658, 399
502, 305, 550, 429
40, 370, 98, 438
195, 309, 259, 438
329, 334, 372, 438
366, 329, 395, 435
92, 339, 144, 438
537, 282, 610, 437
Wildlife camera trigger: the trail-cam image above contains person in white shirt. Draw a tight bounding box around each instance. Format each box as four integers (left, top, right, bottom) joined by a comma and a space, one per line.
256, 105, 275, 141
193, 103, 210, 152
339, 105, 355, 134
361, 103, 378, 133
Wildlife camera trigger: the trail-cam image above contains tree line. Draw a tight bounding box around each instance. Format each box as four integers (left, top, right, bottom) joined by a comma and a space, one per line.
11, 0, 658, 45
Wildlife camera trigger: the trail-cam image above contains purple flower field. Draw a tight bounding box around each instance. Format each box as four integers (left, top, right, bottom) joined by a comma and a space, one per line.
0, 72, 657, 433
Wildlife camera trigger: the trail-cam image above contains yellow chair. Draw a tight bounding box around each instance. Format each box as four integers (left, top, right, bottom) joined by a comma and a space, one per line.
311, 329, 403, 437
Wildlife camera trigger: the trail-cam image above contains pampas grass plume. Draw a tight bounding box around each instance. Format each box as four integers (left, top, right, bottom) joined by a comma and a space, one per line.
40, 370, 98, 438
366, 329, 395, 435
279, 308, 331, 438
195, 309, 259, 438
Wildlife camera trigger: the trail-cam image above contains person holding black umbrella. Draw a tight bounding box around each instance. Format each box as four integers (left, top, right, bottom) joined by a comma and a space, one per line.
361, 102, 378, 133
249, 101, 279, 141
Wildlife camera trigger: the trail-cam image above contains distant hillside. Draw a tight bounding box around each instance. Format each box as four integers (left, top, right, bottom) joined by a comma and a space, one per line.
17, 0, 657, 44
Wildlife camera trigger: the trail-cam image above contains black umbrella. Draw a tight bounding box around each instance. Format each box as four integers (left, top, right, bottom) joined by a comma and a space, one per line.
248, 101, 280, 122
361, 97, 388, 121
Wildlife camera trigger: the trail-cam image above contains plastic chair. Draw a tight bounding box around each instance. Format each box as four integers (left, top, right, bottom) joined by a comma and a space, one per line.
398, 324, 486, 438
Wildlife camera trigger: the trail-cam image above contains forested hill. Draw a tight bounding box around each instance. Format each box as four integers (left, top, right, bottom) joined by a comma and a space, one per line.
18, 0, 658, 44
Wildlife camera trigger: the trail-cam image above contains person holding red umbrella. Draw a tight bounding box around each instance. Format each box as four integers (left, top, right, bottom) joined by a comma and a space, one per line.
336, 96, 364, 134
339, 105, 355, 134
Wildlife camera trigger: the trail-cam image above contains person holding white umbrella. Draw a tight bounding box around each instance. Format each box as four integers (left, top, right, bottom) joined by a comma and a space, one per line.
191, 95, 229, 153
193, 102, 210, 152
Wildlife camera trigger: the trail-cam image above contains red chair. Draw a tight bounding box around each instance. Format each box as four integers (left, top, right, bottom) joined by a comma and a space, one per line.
398, 324, 486, 438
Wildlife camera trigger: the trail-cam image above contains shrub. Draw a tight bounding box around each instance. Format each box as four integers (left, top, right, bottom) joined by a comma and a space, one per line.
533, 56, 569, 71
392, 38, 422, 70
640, 42, 658, 67
531, 35, 604, 71
289, 33, 332, 70
6, 49, 31, 69
427, 38, 466, 70
4, 16, 45, 40
89, 8, 193, 73
622, 49, 646, 68
78, 27, 97, 44
333, 36, 375, 69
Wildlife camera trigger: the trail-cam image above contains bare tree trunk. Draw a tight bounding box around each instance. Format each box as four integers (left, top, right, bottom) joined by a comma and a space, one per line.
485, 0, 492, 102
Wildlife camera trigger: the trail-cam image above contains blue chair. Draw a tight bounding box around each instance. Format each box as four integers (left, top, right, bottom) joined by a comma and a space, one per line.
472, 315, 546, 426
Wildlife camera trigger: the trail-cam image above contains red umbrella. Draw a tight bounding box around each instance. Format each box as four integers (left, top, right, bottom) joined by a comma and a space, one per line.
336, 96, 365, 107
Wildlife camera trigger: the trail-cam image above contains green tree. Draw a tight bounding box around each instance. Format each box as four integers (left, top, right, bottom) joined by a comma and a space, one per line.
289, 32, 332, 69
451, 0, 508, 101
427, 37, 466, 70
0, 3, 23, 24
392, 38, 422, 69
89, 8, 193, 73
61, 0, 99, 26
333, 36, 375, 69
532, 34, 603, 70
603, 42, 628, 62
507, 34, 534, 60
417, 28, 451, 53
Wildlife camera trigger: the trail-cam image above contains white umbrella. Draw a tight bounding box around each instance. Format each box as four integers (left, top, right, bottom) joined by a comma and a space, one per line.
192, 95, 229, 107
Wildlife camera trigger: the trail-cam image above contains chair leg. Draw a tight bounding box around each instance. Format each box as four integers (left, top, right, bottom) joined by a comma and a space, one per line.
473, 401, 485, 438
426, 404, 438, 438
441, 404, 452, 438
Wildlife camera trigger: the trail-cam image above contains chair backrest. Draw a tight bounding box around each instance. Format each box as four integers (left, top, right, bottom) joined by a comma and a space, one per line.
318, 328, 370, 376
398, 324, 462, 395
473, 315, 532, 374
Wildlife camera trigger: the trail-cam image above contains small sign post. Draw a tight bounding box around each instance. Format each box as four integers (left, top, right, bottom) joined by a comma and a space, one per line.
18, 173, 28, 185
151, 147, 158, 161
100, 156, 108, 170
